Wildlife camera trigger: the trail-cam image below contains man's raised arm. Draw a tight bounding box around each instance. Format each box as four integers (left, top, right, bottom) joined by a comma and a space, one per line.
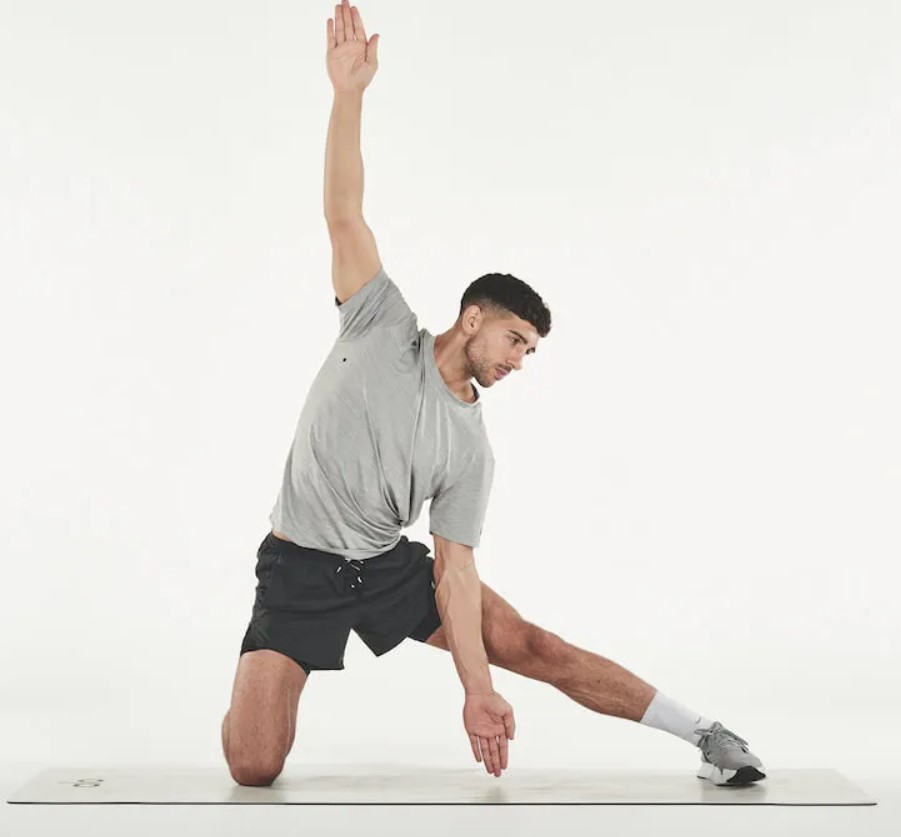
324, 1, 381, 303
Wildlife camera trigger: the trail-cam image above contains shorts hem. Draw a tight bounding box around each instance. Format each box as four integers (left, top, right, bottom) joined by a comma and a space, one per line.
239, 635, 345, 674
408, 609, 442, 643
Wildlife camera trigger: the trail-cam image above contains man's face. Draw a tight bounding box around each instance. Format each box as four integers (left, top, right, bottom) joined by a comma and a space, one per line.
463, 310, 540, 388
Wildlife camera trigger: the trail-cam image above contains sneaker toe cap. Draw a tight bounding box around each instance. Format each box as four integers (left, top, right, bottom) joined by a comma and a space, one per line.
727, 751, 763, 770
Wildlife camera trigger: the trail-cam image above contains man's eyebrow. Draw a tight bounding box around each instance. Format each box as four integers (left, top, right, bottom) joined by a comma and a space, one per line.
509, 329, 537, 354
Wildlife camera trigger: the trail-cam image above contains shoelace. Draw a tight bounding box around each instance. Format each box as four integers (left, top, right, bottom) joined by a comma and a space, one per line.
335, 558, 365, 595
694, 723, 749, 752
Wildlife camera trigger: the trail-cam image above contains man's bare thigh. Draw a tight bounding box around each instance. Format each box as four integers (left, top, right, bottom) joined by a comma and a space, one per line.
225, 649, 308, 774
423, 581, 524, 652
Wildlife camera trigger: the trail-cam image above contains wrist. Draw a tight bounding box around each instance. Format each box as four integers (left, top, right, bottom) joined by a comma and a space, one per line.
332, 87, 365, 102
463, 674, 494, 697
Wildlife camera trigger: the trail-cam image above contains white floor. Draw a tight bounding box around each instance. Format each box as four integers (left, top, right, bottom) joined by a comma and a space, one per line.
2, 763, 897, 837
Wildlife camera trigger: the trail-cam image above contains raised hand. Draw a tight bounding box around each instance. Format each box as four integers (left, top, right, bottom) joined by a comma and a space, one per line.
463, 692, 516, 778
326, 0, 380, 94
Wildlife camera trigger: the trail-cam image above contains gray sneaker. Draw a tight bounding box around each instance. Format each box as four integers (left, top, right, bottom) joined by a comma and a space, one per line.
695, 721, 767, 785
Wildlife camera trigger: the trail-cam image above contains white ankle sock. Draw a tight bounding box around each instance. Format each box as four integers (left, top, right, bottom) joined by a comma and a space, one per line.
639, 690, 715, 747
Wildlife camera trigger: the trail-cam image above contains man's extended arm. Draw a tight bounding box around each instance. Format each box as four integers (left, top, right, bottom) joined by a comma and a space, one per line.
324, 0, 379, 223
432, 535, 493, 695
432, 534, 516, 778
324, 0, 381, 303
324, 90, 365, 224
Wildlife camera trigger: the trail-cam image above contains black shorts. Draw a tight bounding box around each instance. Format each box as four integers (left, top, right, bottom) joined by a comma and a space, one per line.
239, 531, 442, 675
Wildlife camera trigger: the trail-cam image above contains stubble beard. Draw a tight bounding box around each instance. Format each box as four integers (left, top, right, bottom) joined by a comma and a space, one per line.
464, 336, 495, 387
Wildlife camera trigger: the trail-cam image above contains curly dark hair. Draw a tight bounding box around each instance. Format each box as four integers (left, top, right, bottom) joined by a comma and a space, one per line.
459, 273, 552, 338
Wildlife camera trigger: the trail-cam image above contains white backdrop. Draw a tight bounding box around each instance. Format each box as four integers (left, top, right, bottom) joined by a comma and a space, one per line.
2, 0, 899, 784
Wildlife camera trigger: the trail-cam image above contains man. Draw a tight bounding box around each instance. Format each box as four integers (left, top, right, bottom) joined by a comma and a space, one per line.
221, 0, 767, 789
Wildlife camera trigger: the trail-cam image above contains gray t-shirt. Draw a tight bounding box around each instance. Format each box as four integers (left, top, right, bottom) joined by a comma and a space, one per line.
269, 266, 495, 560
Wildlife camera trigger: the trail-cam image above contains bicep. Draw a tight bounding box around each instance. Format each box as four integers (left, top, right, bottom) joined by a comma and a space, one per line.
328, 216, 382, 305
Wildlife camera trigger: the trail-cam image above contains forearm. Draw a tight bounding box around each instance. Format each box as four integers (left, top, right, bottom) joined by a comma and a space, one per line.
324, 91, 365, 223
434, 561, 494, 695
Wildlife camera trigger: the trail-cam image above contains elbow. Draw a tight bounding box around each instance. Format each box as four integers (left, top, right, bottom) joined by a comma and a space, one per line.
432, 535, 477, 587
325, 208, 364, 229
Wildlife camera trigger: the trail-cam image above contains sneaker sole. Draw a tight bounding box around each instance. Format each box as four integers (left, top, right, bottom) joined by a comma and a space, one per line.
697, 761, 767, 785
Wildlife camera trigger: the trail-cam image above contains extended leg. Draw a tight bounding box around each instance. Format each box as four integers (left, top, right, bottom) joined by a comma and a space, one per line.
424, 582, 656, 722
530, 631, 657, 722
424, 582, 767, 784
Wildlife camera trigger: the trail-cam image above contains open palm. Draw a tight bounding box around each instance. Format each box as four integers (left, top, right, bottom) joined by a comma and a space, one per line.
463, 692, 516, 777
326, 0, 379, 93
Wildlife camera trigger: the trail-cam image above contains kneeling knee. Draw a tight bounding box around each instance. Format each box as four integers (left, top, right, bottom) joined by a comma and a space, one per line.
228, 758, 285, 787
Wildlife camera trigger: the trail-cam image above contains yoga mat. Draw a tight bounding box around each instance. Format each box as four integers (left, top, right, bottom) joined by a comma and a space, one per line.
6, 765, 876, 806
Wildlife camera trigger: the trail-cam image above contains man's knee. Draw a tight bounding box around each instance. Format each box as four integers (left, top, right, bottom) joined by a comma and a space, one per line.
524, 622, 569, 665
488, 617, 554, 668
222, 711, 287, 787
228, 756, 286, 787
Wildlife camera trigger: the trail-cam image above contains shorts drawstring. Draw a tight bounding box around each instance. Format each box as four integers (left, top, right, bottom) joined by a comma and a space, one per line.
335, 558, 365, 596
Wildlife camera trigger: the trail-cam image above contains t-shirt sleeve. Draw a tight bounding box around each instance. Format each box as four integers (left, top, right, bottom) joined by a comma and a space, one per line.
335, 266, 417, 341
429, 451, 495, 548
